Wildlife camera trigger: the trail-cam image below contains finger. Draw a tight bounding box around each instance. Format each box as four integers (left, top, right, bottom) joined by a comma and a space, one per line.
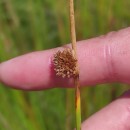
0, 27, 130, 90
81, 90, 130, 130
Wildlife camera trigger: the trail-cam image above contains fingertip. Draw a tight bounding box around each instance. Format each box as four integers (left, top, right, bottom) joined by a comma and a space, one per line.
81, 89, 130, 130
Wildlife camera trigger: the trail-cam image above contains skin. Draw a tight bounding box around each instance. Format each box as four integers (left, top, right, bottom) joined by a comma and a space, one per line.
0, 27, 130, 129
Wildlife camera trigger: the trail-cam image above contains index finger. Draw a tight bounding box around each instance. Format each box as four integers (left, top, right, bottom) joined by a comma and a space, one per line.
0, 27, 130, 90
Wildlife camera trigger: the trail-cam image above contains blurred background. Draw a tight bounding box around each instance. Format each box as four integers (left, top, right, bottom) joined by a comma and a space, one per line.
0, 0, 130, 130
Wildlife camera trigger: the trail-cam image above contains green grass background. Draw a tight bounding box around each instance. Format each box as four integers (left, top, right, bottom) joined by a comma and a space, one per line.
0, 0, 130, 129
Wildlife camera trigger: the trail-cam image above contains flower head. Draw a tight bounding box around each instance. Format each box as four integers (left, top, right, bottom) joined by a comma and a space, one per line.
53, 49, 77, 78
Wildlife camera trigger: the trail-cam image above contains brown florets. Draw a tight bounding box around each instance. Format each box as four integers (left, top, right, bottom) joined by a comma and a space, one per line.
53, 49, 77, 78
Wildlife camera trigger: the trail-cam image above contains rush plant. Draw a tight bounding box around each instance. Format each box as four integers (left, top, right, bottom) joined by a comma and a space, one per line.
53, 0, 81, 129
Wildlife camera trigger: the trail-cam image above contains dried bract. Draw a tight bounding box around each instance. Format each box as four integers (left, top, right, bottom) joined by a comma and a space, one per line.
53, 49, 77, 78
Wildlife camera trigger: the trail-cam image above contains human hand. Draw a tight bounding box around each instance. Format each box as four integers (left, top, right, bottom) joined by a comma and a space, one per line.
0, 27, 130, 130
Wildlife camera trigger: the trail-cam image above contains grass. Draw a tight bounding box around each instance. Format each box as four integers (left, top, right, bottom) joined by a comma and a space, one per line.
0, 0, 130, 130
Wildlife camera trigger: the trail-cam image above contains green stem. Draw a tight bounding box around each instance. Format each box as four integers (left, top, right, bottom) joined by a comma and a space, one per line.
68, 0, 82, 129
75, 76, 81, 130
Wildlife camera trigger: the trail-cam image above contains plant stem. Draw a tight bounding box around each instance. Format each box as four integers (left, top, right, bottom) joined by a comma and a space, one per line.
69, 0, 81, 130
75, 76, 81, 130
69, 0, 77, 55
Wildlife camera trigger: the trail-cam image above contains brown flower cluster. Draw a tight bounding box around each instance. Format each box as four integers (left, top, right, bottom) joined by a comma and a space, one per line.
53, 49, 77, 78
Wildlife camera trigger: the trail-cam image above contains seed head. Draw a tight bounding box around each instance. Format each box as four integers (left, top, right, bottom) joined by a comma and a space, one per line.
53, 49, 77, 78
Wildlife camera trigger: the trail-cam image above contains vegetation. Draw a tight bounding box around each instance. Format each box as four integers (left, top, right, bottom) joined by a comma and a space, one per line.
0, 0, 130, 129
